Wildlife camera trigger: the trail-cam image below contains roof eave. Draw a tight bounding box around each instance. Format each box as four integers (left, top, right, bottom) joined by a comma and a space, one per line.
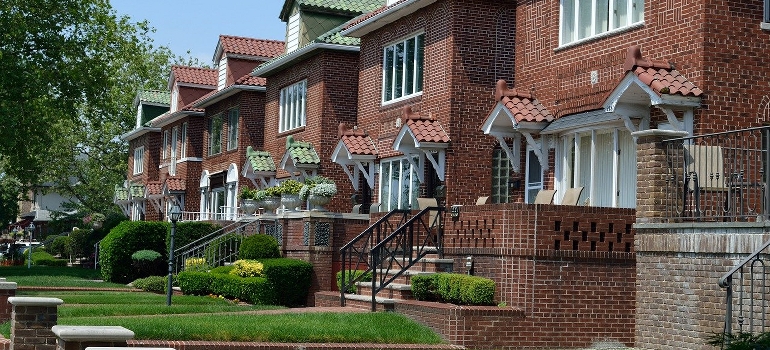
120, 127, 161, 141
252, 43, 360, 77
152, 110, 204, 128
193, 85, 266, 108
341, 0, 438, 38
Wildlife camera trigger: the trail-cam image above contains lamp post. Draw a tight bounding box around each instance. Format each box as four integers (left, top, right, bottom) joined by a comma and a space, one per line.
166, 205, 182, 306
26, 222, 35, 269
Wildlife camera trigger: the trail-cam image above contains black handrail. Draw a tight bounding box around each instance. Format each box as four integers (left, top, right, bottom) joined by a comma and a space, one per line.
174, 217, 270, 272
719, 237, 770, 338
339, 209, 410, 307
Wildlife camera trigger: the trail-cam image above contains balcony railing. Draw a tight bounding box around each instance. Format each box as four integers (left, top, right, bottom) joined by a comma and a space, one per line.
663, 126, 770, 222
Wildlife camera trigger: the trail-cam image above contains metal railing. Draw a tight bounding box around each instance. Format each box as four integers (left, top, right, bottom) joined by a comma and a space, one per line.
339, 206, 444, 311
719, 239, 770, 338
173, 216, 279, 273
663, 126, 770, 222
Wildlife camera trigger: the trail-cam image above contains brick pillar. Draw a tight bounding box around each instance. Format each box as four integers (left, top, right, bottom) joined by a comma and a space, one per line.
632, 129, 689, 223
8, 297, 63, 350
51, 326, 134, 350
0, 278, 17, 322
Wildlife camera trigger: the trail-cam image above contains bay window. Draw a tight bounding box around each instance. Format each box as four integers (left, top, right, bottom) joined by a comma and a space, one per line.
382, 33, 424, 103
560, 0, 644, 46
279, 80, 306, 133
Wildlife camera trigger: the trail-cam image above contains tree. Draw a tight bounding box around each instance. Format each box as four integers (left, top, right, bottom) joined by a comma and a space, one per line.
0, 0, 204, 216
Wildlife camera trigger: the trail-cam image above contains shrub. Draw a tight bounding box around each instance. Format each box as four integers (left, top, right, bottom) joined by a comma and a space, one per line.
131, 250, 165, 278
203, 233, 241, 267
336, 269, 373, 294
261, 258, 313, 307
276, 179, 303, 195
132, 276, 167, 293
66, 228, 92, 259
210, 273, 275, 304
210, 265, 234, 274
177, 271, 213, 296
47, 235, 68, 257
183, 257, 209, 272
708, 332, 770, 350
100, 221, 169, 283
238, 234, 280, 260
230, 259, 264, 277
167, 222, 221, 254
413, 273, 496, 305
31, 251, 67, 267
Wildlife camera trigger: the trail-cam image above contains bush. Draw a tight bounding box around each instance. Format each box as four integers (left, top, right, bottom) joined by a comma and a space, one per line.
177, 271, 213, 295
131, 250, 165, 278
238, 234, 280, 260
47, 235, 68, 257
183, 257, 209, 272
336, 269, 373, 294
66, 228, 92, 259
168, 222, 221, 253
261, 258, 313, 307
99, 221, 169, 283
203, 233, 241, 267
132, 276, 167, 293
230, 259, 264, 277
31, 251, 68, 266
210, 265, 234, 274
412, 273, 495, 305
708, 332, 770, 350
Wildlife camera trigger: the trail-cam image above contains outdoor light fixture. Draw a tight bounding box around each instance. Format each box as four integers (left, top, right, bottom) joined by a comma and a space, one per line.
166, 205, 182, 306
450, 205, 462, 221
465, 255, 474, 275
26, 222, 35, 269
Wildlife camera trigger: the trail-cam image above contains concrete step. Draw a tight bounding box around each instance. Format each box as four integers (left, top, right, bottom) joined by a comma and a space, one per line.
374, 269, 435, 284
356, 281, 412, 300
341, 293, 395, 311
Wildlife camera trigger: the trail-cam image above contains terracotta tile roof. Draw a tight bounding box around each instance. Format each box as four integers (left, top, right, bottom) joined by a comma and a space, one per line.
164, 178, 186, 192
623, 46, 703, 97
494, 80, 554, 123
246, 146, 277, 172
171, 66, 217, 86
146, 181, 163, 196
114, 185, 129, 202
402, 106, 450, 143
235, 73, 267, 87
219, 35, 285, 58
285, 136, 321, 165
338, 123, 377, 155
137, 90, 170, 105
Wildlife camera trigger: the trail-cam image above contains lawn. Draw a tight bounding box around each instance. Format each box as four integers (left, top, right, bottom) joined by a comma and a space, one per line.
0, 267, 445, 344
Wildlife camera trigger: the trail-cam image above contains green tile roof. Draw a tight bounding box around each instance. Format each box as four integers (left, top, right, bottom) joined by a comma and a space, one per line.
138, 90, 171, 105
129, 184, 145, 198
246, 146, 277, 172
114, 185, 129, 202
299, 0, 384, 14
286, 136, 320, 165
316, 22, 360, 46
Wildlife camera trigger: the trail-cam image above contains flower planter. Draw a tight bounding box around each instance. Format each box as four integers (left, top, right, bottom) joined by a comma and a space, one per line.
308, 194, 332, 211
281, 194, 302, 212
241, 199, 258, 215
260, 197, 281, 214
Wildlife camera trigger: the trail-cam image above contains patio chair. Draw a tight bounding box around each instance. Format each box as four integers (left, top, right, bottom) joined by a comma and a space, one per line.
476, 196, 489, 205
417, 197, 439, 228
533, 189, 556, 204
560, 187, 584, 205
683, 145, 729, 218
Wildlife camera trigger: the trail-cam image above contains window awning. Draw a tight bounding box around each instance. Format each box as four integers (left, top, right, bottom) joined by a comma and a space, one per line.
480, 80, 553, 172
332, 123, 377, 190
392, 106, 449, 182
129, 183, 146, 215
242, 146, 278, 188
280, 136, 320, 180
603, 46, 702, 134
113, 184, 130, 217
146, 181, 164, 212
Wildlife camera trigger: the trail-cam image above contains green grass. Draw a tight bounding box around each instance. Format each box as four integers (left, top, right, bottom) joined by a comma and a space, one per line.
0, 266, 129, 288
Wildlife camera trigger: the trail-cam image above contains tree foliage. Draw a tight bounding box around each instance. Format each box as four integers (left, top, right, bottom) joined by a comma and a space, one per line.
0, 0, 205, 216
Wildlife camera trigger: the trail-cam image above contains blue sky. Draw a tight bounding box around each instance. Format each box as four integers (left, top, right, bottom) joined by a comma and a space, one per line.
110, 0, 288, 65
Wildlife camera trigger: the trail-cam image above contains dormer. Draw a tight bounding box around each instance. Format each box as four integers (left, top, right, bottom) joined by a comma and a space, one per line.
167, 66, 217, 112
133, 90, 170, 129
279, 0, 384, 53
211, 35, 285, 91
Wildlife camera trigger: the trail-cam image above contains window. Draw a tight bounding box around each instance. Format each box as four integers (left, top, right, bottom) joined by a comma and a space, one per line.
379, 157, 420, 211
286, 13, 300, 52
180, 123, 187, 158
525, 149, 543, 204
133, 147, 144, 175
227, 109, 239, 151
170, 85, 179, 111
557, 129, 636, 208
170, 126, 178, 176
491, 149, 510, 203
279, 80, 306, 133
162, 130, 170, 160
217, 57, 227, 90
382, 33, 424, 103
560, 0, 644, 45
209, 116, 223, 155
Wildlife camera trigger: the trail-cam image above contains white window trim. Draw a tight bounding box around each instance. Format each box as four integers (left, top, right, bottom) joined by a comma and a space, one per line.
378, 156, 421, 212
278, 80, 307, 133
209, 115, 223, 156
558, 0, 644, 48
162, 130, 170, 160
180, 122, 187, 159
217, 56, 227, 90
133, 147, 144, 175
170, 85, 179, 112
170, 126, 178, 176
525, 147, 543, 204
381, 32, 425, 105
227, 109, 239, 151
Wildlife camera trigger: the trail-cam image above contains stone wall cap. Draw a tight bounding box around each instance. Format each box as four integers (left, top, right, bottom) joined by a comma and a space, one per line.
87, 348, 173, 350
0, 281, 17, 290
631, 129, 689, 139
8, 296, 63, 306
52, 325, 135, 341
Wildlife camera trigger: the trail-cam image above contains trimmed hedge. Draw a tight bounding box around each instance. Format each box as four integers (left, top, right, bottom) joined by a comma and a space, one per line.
100, 221, 169, 283
411, 273, 496, 305
238, 234, 280, 260
336, 269, 373, 293
132, 276, 167, 293
31, 251, 67, 266
177, 257, 312, 306
168, 222, 222, 252
131, 250, 165, 278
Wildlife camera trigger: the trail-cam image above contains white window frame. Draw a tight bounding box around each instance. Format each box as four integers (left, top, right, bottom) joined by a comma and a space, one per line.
209, 115, 223, 156
559, 0, 644, 46
382, 33, 424, 104
170, 126, 178, 176
227, 109, 239, 151
162, 130, 170, 160
491, 148, 511, 204
525, 147, 543, 204
217, 56, 227, 90
278, 80, 307, 133
133, 147, 144, 175
170, 85, 179, 112
378, 156, 421, 212
180, 122, 187, 159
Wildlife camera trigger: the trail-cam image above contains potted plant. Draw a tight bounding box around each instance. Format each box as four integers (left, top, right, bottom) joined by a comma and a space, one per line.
277, 179, 303, 212
239, 187, 260, 215
300, 176, 337, 211
258, 186, 282, 213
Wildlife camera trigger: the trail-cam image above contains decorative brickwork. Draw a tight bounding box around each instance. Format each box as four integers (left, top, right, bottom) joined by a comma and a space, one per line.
8, 297, 62, 350
0, 279, 16, 323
